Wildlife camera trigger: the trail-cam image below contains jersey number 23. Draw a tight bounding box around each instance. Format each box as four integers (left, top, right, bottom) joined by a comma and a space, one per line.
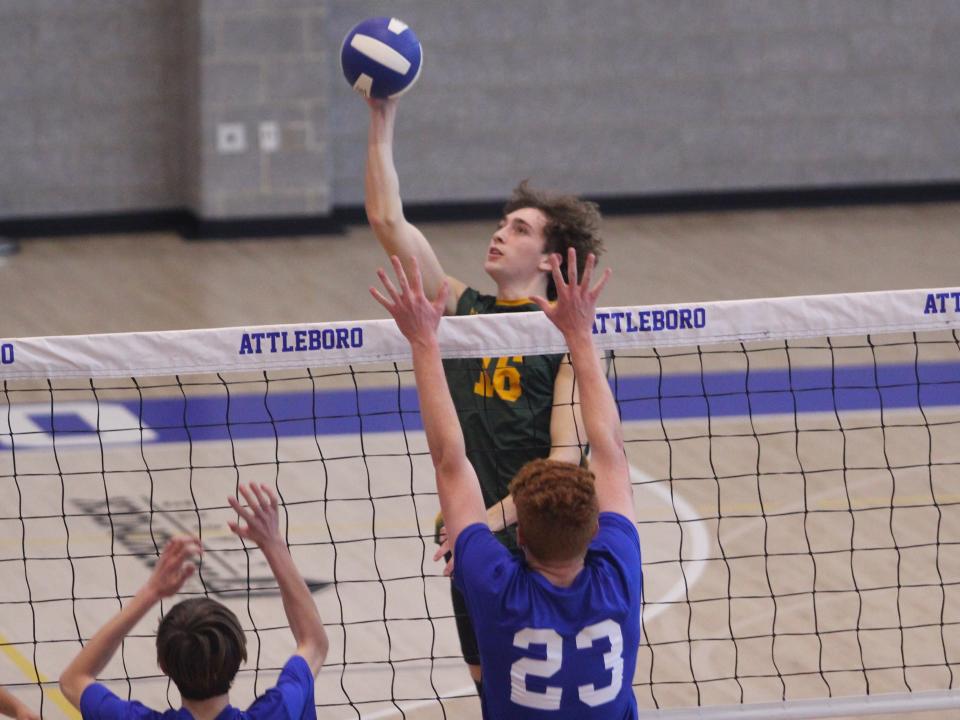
511, 619, 624, 710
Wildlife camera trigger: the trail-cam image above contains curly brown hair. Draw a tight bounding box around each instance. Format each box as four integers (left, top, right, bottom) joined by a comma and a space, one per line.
156, 597, 247, 700
509, 458, 599, 562
503, 181, 604, 300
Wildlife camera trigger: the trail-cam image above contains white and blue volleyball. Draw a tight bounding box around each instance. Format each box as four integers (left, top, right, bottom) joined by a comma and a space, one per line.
340, 17, 423, 99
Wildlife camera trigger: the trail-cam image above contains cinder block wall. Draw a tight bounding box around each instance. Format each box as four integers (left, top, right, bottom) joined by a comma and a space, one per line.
0, 0, 188, 217
328, 0, 960, 204
0, 0, 331, 221
192, 0, 331, 218
1, 0, 958, 220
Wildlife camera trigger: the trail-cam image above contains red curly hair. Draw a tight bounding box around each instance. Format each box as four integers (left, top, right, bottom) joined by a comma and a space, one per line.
509, 458, 599, 562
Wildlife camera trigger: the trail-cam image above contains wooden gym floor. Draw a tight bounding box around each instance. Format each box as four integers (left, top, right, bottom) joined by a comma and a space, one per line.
1, 202, 959, 719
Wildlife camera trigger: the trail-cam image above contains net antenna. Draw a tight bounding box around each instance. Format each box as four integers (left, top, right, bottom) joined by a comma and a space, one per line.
2, 287, 959, 718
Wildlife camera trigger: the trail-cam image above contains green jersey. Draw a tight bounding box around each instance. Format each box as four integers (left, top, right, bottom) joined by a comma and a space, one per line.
442, 288, 564, 547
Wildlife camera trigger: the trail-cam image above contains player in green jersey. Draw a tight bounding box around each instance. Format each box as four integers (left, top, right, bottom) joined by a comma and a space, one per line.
364, 97, 605, 700
442, 289, 565, 552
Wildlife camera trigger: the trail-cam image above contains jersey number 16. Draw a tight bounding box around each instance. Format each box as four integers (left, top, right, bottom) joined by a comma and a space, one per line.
473, 356, 523, 402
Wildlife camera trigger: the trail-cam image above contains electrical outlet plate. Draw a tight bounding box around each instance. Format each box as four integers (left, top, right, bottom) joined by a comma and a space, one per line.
216, 123, 247, 154
259, 122, 280, 153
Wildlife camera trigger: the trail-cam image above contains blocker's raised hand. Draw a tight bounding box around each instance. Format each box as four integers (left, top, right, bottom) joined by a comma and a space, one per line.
532, 247, 611, 338
145, 535, 202, 599
370, 255, 449, 344
228, 482, 283, 551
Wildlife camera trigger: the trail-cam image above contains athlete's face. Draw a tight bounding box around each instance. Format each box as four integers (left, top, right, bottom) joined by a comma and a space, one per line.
484, 207, 551, 285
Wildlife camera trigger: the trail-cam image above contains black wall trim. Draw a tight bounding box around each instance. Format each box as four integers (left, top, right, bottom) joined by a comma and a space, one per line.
0, 209, 190, 239
0, 209, 347, 240
179, 214, 346, 239
2, 182, 959, 240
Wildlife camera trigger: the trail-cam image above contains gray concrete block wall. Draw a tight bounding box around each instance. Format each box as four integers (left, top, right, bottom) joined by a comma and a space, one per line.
191, 0, 331, 218
328, 0, 960, 205
1, 0, 959, 220
0, 0, 187, 218
0, 0, 331, 221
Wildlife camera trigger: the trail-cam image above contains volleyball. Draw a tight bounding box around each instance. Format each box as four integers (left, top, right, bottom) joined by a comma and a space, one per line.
340, 17, 423, 99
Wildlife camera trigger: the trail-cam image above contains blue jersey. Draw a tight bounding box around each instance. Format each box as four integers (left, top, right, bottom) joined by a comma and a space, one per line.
454, 513, 642, 719
80, 655, 315, 720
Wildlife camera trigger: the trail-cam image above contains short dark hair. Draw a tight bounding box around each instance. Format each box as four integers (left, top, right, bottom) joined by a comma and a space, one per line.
156, 597, 247, 700
503, 181, 604, 300
509, 458, 599, 562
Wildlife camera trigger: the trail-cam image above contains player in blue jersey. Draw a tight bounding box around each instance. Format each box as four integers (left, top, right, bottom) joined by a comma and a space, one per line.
59, 483, 328, 720
371, 249, 641, 718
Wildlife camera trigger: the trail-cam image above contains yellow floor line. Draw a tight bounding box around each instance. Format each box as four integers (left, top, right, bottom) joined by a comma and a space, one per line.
0, 632, 80, 719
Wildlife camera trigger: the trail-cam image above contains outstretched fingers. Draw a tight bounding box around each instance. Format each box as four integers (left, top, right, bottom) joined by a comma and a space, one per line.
390, 255, 413, 296
239, 483, 262, 514
530, 293, 550, 314
565, 247, 579, 288
150, 535, 202, 597
175, 561, 197, 585
432, 279, 450, 314
547, 253, 566, 294
535, 248, 611, 337
227, 494, 252, 521
589, 266, 612, 300
227, 482, 282, 548
249, 481, 271, 511
401, 254, 425, 295
369, 284, 392, 310
579, 250, 595, 289
564, 249, 608, 300
258, 482, 279, 508
163, 534, 201, 559
374, 266, 401, 302
371, 255, 432, 314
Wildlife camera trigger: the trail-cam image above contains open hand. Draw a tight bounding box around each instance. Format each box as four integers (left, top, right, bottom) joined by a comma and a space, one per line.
370, 255, 448, 344
228, 483, 283, 551
531, 248, 610, 337
146, 536, 202, 599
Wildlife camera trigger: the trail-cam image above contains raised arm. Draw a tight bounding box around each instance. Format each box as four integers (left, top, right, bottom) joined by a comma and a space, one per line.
365, 99, 464, 313
59, 536, 201, 708
228, 483, 328, 676
371, 256, 487, 549
548, 361, 586, 465
532, 249, 634, 522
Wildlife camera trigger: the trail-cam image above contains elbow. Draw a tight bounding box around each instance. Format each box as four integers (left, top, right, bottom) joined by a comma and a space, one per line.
59, 674, 82, 708
365, 210, 402, 233
299, 627, 329, 676
58, 673, 71, 698
592, 436, 626, 466
432, 448, 467, 481
318, 629, 330, 665
314, 623, 329, 662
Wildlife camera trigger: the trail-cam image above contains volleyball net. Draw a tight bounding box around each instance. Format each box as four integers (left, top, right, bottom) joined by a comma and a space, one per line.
1, 288, 959, 719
